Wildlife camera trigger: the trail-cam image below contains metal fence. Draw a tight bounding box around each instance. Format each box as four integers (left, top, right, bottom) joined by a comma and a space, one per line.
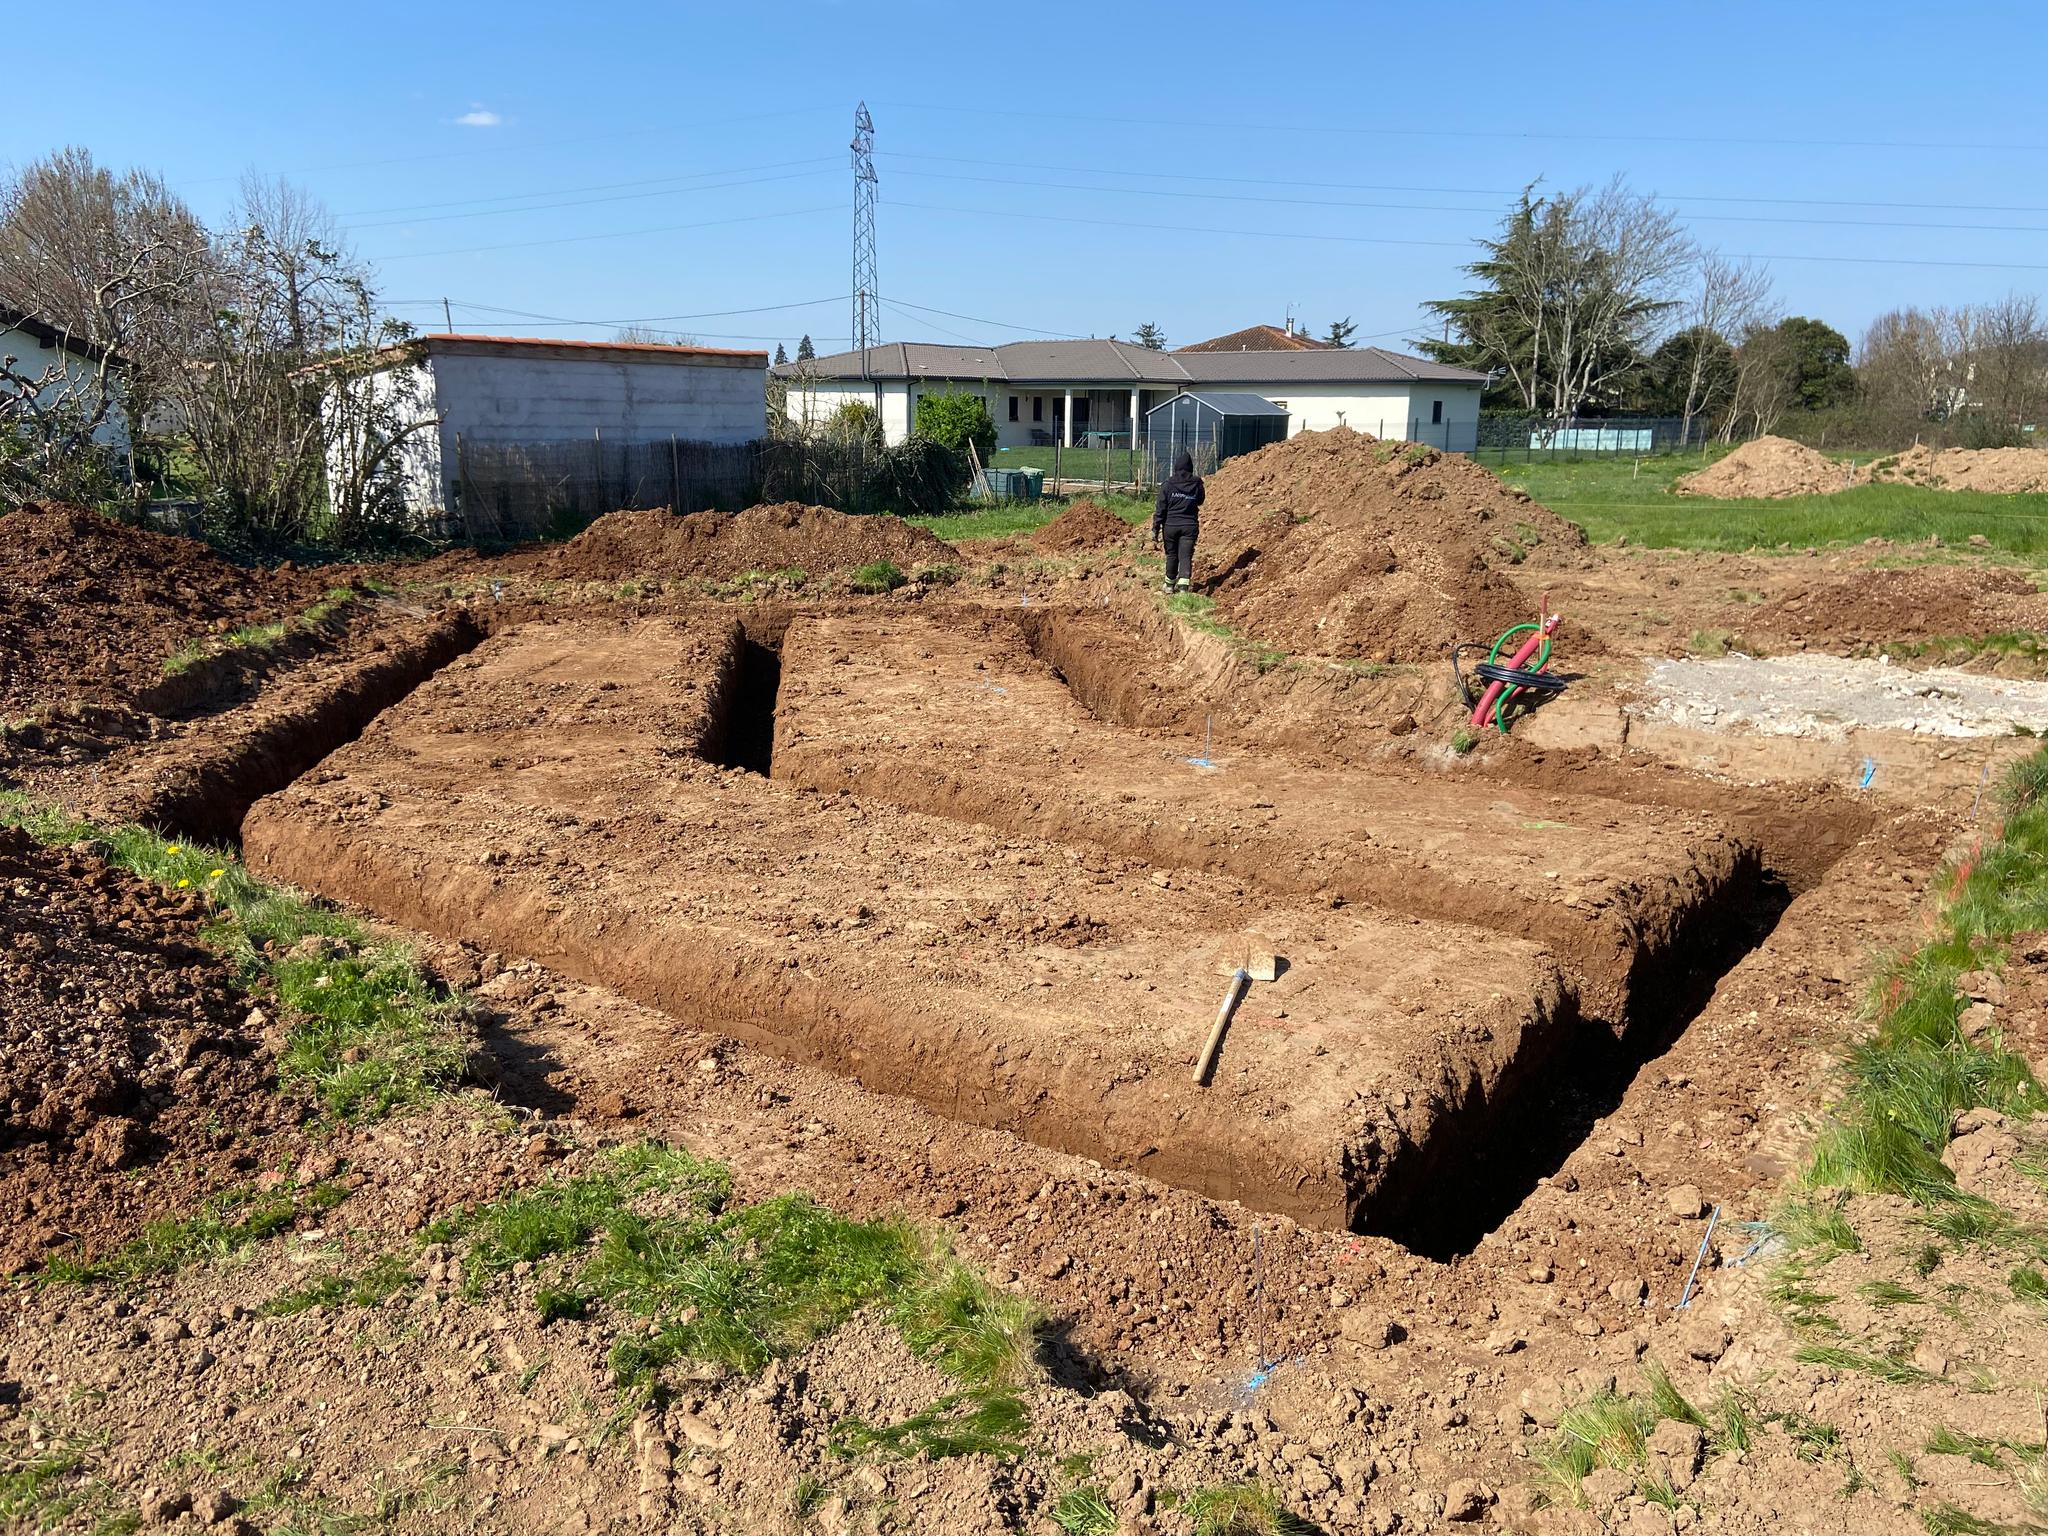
1468, 414, 1706, 464
454, 436, 761, 543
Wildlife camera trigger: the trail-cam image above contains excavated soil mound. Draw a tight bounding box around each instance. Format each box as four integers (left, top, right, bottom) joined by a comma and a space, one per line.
0, 827, 289, 1273
1676, 437, 1856, 499
0, 503, 310, 713
1196, 428, 1582, 662
1034, 498, 1133, 553
537, 503, 957, 584
1749, 564, 2048, 646
1867, 444, 2048, 495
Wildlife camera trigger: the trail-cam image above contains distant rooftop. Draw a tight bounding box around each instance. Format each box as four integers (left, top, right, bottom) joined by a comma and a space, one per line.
774, 338, 1483, 386
1176, 323, 1336, 354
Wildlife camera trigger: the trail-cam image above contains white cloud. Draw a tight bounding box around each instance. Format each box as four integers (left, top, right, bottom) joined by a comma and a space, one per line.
454, 105, 503, 128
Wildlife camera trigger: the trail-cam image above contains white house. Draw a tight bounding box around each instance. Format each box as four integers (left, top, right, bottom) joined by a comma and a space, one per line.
323, 333, 767, 524
774, 339, 1487, 452
0, 301, 130, 453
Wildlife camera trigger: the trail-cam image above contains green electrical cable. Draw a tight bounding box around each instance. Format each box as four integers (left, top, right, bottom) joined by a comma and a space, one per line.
1487, 623, 1553, 734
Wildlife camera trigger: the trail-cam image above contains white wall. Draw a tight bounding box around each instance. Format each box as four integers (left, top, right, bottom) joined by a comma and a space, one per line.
0, 321, 130, 451
1208, 383, 1475, 440
779, 375, 1485, 450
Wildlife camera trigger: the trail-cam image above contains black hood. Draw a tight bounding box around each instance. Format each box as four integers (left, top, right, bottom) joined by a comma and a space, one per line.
1173, 451, 1195, 477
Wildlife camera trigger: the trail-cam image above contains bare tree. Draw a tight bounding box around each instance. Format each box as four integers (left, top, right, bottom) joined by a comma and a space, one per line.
1721, 315, 1797, 440
1673, 255, 1771, 444
1970, 292, 2045, 432
611, 325, 698, 346
0, 147, 206, 494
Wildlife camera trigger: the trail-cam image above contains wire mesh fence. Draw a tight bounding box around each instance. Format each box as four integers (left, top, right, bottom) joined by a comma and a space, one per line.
1468, 415, 1710, 464
454, 436, 761, 543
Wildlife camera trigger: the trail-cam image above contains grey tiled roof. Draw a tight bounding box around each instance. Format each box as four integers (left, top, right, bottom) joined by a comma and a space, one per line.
774, 340, 1483, 386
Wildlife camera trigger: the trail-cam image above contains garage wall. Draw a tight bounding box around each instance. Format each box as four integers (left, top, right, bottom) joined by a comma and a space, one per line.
431, 349, 764, 447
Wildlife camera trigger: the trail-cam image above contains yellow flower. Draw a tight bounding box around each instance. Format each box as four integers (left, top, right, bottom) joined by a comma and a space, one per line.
167, 844, 182, 855
176, 878, 191, 888
209, 868, 225, 879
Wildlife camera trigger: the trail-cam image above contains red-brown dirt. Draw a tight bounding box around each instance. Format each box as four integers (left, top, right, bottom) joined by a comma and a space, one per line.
1745, 562, 2048, 647
1196, 428, 1584, 662
527, 502, 958, 584
0, 826, 290, 1274
242, 613, 1592, 1231
1675, 436, 1858, 498
1867, 442, 2048, 493
772, 607, 1751, 1031
1033, 497, 1134, 553
0, 502, 318, 715
10, 474, 2048, 1534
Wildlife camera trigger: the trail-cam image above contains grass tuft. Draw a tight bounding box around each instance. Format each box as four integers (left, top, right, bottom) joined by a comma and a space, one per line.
1179, 1482, 1315, 1536
829, 1389, 1032, 1462
1049, 1484, 1119, 1535
0, 795, 470, 1122
45, 1180, 348, 1286
848, 559, 906, 594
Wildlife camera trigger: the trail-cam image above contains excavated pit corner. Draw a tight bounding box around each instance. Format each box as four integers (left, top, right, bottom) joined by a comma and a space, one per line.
237, 609, 1792, 1238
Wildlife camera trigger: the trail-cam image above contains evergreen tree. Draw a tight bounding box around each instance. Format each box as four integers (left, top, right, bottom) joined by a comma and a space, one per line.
1323, 317, 1358, 348
773, 343, 788, 366
1132, 321, 1167, 351
796, 334, 816, 362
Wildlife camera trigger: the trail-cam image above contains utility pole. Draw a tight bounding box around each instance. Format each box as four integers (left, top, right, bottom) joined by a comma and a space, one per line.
442, 297, 454, 333
851, 102, 879, 411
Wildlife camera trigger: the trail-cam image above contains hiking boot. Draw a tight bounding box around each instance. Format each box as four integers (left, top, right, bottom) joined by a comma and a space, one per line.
1160, 580, 1175, 594
1175, 578, 1192, 593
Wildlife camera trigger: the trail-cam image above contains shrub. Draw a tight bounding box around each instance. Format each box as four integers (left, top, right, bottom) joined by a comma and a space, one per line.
914, 393, 998, 458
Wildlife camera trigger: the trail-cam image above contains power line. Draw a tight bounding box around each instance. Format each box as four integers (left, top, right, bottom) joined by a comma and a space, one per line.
884, 296, 1083, 338
889, 198, 2048, 272
366, 204, 840, 262
891, 167, 2048, 236
383, 296, 849, 327
881, 98, 2048, 156
338, 156, 840, 220
883, 148, 2048, 217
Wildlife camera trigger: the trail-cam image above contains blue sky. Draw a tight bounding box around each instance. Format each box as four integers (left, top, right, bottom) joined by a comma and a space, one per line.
7, 0, 2045, 358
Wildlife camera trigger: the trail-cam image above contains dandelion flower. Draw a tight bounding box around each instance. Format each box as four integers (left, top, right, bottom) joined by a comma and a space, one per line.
167, 844, 182, 855
176, 878, 191, 888
209, 868, 225, 879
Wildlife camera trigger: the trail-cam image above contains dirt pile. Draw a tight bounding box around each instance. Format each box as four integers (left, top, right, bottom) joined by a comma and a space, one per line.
0, 827, 286, 1273
1867, 443, 2048, 494
537, 502, 957, 584
1033, 498, 1132, 553
1196, 428, 1582, 662
0, 503, 310, 714
1749, 563, 2048, 646
1676, 436, 1857, 499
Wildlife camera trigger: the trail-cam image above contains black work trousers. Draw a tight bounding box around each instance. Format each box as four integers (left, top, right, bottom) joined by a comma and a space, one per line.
1162, 522, 1198, 585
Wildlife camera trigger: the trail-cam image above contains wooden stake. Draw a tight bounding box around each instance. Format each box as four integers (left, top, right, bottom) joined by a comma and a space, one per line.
1194, 968, 1251, 1086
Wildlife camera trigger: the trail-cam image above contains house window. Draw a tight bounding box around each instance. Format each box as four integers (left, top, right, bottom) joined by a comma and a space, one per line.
1008, 396, 1019, 422
1269, 400, 1287, 410
1431, 399, 1444, 425
1032, 397, 1043, 422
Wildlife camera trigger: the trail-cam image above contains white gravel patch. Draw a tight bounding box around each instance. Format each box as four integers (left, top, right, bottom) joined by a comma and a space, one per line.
1636, 654, 2048, 740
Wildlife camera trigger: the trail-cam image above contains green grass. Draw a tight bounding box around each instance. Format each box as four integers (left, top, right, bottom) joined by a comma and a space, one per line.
44, 1179, 349, 1286
989, 445, 1145, 484
263, 1252, 417, 1316
1859, 1279, 1925, 1308
1492, 449, 2048, 556
1161, 591, 1288, 673
421, 1142, 1039, 1415
0, 1441, 89, 1527
828, 1389, 1032, 1462
1048, 1485, 1119, 1535
161, 586, 364, 676
0, 796, 470, 1122
908, 492, 1150, 544
1537, 1363, 1759, 1508
1792, 1343, 1939, 1385
1178, 1483, 1315, 1536
848, 559, 906, 594
1792, 748, 2048, 1218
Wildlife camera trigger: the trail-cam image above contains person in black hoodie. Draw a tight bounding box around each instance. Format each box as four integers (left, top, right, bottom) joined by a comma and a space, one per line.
1151, 451, 1205, 594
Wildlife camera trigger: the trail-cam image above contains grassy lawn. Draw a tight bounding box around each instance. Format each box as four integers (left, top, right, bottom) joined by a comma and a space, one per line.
1495, 450, 2048, 557
911, 493, 1149, 543
990, 445, 1147, 485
